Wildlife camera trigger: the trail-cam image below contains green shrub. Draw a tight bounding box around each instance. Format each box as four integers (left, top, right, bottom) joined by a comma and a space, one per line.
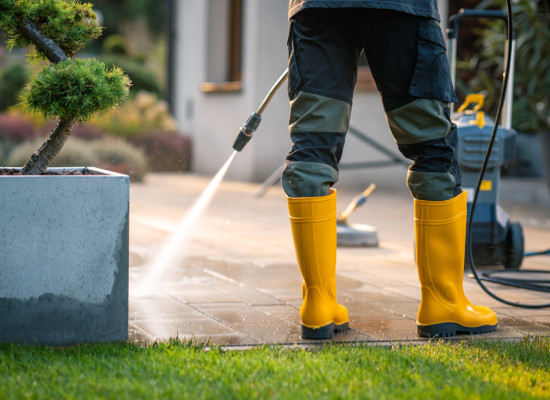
90, 91, 177, 138
91, 137, 148, 181
71, 123, 106, 140
0, 113, 40, 161
0, 113, 37, 141
23, 58, 131, 123
459, 0, 550, 132
102, 34, 128, 55
6, 136, 148, 181
7, 137, 97, 167
130, 132, 192, 172
0, 62, 32, 110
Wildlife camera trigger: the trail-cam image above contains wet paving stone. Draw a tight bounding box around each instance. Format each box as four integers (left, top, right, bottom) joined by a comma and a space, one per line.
351, 319, 420, 341
237, 321, 303, 344
332, 329, 372, 343
131, 317, 243, 342
257, 305, 301, 325
130, 296, 198, 318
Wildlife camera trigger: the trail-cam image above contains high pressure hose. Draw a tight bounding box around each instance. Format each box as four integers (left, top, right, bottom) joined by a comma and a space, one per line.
232, 69, 288, 152
466, 0, 550, 308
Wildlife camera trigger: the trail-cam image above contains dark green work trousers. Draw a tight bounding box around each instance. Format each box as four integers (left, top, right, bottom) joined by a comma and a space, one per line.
283, 8, 462, 201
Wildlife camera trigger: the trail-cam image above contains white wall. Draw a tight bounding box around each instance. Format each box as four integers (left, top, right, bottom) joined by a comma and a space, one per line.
173, 0, 206, 134
172, 0, 452, 192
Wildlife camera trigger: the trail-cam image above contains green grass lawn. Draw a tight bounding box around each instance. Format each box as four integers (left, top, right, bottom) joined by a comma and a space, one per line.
0, 337, 549, 399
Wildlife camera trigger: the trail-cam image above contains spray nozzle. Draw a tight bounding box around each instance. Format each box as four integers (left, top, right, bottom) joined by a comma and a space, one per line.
230, 69, 289, 152
232, 112, 262, 152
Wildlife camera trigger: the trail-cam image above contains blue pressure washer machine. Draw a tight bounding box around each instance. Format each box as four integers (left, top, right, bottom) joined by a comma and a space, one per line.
448, 9, 524, 269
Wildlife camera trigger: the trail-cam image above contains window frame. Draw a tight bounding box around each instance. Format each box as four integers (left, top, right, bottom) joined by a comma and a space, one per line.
200, 0, 244, 93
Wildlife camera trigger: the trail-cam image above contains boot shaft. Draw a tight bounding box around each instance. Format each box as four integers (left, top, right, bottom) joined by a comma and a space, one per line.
414, 191, 467, 291
287, 189, 337, 287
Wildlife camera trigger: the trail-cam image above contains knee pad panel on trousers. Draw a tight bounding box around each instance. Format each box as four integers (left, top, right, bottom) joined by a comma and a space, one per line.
387, 98, 452, 145
290, 91, 352, 133
388, 99, 462, 200
282, 161, 339, 198
287, 91, 349, 171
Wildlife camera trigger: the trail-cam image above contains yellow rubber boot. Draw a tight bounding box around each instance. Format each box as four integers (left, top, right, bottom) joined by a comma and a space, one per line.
415, 191, 498, 337
287, 189, 349, 339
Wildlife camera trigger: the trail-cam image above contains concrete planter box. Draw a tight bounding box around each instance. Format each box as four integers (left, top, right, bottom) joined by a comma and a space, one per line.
0, 167, 129, 345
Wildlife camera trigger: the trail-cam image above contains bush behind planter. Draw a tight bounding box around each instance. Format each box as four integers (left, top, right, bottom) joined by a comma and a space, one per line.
130, 133, 192, 172
0, 62, 32, 111
7, 136, 148, 181
89, 91, 176, 138
91, 137, 148, 181
0, 113, 38, 142
0, 113, 41, 163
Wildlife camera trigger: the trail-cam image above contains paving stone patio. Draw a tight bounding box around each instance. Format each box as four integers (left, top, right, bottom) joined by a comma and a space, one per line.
128, 173, 550, 347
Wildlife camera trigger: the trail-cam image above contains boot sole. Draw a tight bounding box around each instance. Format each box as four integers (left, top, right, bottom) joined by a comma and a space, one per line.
302, 322, 349, 339
418, 322, 498, 338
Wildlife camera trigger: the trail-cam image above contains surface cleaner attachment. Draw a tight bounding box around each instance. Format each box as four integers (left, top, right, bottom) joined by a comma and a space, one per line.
337, 184, 379, 247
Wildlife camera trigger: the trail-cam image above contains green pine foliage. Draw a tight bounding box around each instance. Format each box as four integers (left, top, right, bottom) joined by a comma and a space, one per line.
1, 0, 132, 173
23, 58, 131, 123
0, 0, 102, 62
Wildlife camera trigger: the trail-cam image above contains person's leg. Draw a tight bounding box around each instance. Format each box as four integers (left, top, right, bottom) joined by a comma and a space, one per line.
283, 8, 360, 197
359, 9, 497, 337
284, 9, 359, 339
358, 10, 460, 201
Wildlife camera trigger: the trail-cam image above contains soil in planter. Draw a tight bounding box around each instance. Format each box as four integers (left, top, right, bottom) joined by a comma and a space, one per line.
0, 167, 95, 176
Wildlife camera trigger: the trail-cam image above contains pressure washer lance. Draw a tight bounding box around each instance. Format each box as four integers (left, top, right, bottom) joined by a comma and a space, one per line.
336, 184, 378, 247
232, 69, 289, 152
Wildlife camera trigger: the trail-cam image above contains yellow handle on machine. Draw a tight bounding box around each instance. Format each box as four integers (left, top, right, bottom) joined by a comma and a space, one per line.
457, 93, 485, 113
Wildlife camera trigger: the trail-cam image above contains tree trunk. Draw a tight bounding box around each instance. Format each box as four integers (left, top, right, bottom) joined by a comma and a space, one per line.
21, 22, 67, 63
19, 21, 72, 174
21, 119, 75, 175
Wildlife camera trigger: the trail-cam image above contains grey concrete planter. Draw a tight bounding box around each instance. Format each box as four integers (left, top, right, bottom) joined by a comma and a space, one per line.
0, 167, 129, 345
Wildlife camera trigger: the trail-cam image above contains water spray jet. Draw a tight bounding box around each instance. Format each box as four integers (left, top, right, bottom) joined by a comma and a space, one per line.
132, 71, 289, 297
132, 151, 237, 297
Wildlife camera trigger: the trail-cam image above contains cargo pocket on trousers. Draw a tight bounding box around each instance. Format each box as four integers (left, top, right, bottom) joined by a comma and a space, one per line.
287, 20, 302, 100
409, 20, 457, 103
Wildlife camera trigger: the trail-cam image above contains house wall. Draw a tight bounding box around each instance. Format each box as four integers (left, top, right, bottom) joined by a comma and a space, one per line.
173, 0, 449, 192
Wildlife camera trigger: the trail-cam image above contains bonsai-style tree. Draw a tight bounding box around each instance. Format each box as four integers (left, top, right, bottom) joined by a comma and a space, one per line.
0, 0, 131, 174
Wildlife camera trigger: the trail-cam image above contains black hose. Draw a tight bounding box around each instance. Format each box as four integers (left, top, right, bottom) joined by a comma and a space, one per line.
467, 0, 550, 308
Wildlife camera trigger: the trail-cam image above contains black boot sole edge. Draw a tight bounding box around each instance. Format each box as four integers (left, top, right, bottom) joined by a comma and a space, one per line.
418, 322, 498, 338
302, 322, 349, 339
